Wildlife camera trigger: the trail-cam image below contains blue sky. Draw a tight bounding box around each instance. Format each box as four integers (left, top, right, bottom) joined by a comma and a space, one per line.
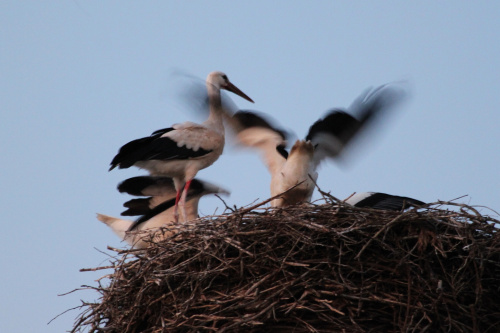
1, 2, 499, 332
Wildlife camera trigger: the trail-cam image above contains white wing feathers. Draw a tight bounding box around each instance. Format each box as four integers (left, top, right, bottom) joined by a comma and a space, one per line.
229, 111, 289, 176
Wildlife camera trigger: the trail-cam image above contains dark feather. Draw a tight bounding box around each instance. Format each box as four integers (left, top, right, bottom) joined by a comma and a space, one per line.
121, 198, 152, 216
353, 193, 424, 211
128, 198, 178, 231
276, 144, 289, 159
306, 84, 407, 152
233, 111, 288, 141
120, 178, 210, 217
118, 176, 175, 196
109, 128, 212, 171
306, 110, 359, 143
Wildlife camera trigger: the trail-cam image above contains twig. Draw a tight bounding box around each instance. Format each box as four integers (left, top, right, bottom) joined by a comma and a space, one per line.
236, 183, 303, 215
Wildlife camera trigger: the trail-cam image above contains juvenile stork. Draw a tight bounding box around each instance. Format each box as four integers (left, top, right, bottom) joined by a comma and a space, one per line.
228, 83, 406, 207
97, 176, 229, 248
109, 71, 253, 221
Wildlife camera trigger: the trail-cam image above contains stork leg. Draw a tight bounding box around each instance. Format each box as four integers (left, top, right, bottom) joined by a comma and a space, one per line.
173, 188, 182, 223
178, 179, 192, 222
172, 178, 186, 223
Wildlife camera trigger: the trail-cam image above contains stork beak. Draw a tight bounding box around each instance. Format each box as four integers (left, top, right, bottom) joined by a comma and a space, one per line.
224, 81, 254, 103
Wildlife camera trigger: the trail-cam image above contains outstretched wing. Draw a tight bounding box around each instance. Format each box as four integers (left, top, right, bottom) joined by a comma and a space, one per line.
307, 83, 408, 167
229, 110, 290, 175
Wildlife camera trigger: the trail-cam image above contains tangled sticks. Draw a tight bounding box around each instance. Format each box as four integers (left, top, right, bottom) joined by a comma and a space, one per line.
71, 201, 500, 332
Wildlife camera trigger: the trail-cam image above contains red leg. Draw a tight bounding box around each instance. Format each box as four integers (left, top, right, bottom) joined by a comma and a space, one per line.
174, 188, 182, 223
184, 180, 192, 195
179, 180, 192, 222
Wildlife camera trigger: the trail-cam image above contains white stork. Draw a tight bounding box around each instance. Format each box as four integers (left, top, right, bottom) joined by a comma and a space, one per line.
227, 83, 407, 207
97, 176, 229, 248
109, 71, 253, 221
344, 192, 424, 211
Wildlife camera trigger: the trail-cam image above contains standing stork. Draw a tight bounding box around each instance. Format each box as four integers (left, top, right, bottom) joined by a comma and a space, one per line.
109, 71, 253, 221
227, 83, 407, 207
97, 176, 229, 248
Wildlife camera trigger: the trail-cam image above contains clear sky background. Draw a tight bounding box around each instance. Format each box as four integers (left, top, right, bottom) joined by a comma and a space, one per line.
1, 2, 499, 332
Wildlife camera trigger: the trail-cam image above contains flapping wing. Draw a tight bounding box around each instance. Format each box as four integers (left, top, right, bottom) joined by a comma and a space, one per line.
307, 83, 408, 167
229, 110, 290, 175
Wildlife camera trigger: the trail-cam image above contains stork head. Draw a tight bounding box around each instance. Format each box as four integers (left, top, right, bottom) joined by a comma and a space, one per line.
207, 71, 254, 103
289, 140, 315, 160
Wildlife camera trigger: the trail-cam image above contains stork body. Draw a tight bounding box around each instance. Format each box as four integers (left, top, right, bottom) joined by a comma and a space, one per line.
109, 71, 253, 221
270, 140, 317, 206
344, 192, 424, 211
229, 83, 406, 207
98, 177, 229, 248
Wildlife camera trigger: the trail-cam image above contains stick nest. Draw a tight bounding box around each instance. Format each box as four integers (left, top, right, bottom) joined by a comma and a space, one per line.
71, 200, 500, 332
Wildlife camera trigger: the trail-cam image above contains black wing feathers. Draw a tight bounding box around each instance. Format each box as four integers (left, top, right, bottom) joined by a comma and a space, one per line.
120, 178, 207, 217
276, 144, 289, 159
109, 128, 212, 171
354, 193, 424, 211
128, 198, 178, 231
121, 198, 153, 216
118, 176, 175, 196
306, 84, 407, 149
233, 111, 288, 141
306, 110, 359, 142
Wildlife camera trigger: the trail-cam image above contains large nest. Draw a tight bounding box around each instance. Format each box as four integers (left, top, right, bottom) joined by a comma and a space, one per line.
71, 199, 500, 332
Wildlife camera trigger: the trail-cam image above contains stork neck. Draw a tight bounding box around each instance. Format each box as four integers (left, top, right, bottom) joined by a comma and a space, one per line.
205, 83, 225, 134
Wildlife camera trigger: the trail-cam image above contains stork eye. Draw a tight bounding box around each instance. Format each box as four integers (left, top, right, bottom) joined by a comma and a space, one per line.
222, 75, 228, 81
